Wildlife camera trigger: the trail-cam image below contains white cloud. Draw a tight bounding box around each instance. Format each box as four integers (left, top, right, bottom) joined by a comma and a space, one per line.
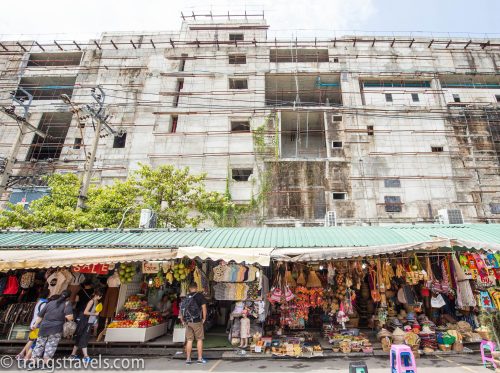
0, 0, 376, 40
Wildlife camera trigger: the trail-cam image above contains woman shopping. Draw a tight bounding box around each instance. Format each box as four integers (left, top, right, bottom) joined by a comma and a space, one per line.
30, 290, 73, 366
70, 288, 103, 362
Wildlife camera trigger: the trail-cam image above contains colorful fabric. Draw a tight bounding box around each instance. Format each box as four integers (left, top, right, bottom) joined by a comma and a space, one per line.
479, 291, 495, 310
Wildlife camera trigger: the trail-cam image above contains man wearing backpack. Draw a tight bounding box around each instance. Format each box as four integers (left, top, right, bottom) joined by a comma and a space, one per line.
179, 283, 207, 365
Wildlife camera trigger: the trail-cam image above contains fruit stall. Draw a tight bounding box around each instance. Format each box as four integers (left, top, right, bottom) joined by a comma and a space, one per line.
105, 295, 167, 342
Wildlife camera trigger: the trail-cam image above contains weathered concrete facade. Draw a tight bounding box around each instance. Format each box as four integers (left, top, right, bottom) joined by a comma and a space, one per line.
0, 17, 499, 226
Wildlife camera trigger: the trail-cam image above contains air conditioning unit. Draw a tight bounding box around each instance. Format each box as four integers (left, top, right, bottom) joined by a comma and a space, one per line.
324, 211, 337, 227
139, 208, 157, 228
437, 209, 464, 224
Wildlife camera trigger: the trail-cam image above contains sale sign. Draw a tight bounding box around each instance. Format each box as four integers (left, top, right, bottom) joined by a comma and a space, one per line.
72, 263, 113, 275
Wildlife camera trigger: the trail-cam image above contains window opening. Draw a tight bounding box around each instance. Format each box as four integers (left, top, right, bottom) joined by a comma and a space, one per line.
332, 192, 347, 200
113, 133, 127, 148
231, 121, 250, 132
384, 196, 402, 212
229, 54, 246, 64
73, 138, 82, 150
229, 34, 244, 41
232, 169, 253, 181
384, 179, 401, 188
229, 78, 248, 90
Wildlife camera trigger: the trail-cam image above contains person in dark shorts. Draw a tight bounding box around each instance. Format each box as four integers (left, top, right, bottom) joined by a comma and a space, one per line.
69, 288, 103, 362
179, 283, 207, 365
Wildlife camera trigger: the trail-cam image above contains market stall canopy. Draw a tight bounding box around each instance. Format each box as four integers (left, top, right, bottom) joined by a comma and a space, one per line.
0, 248, 176, 271
176, 246, 273, 266
275, 239, 452, 261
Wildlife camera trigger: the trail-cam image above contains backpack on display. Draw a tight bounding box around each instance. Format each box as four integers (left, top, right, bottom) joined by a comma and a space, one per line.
180, 294, 201, 322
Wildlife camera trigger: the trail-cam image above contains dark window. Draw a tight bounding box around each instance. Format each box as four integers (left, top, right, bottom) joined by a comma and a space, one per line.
385, 93, 393, 102
17, 76, 76, 101
490, 203, 500, 214
229, 78, 248, 90
332, 192, 347, 200
411, 93, 419, 102
231, 121, 250, 132
170, 115, 178, 133
384, 196, 402, 212
332, 141, 343, 148
270, 49, 329, 63
367, 125, 374, 136
495, 94, 500, 103
431, 146, 444, 153
229, 34, 244, 41
73, 138, 82, 149
333, 57, 339, 63
26, 112, 72, 161
453, 94, 461, 103
27, 52, 82, 67
179, 54, 187, 72
332, 115, 342, 122
229, 54, 246, 64
232, 168, 252, 181
384, 179, 401, 188
113, 133, 127, 148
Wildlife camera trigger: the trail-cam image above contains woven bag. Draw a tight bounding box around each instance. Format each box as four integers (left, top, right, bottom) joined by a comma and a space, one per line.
306, 271, 322, 288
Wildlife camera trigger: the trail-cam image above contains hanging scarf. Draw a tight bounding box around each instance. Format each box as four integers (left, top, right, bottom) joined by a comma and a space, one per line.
451, 253, 476, 308
472, 253, 492, 285
458, 254, 472, 279
466, 253, 479, 280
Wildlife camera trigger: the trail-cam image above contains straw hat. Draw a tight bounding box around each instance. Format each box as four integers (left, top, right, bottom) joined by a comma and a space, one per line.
420, 325, 435, 334
393, 327, 405, 336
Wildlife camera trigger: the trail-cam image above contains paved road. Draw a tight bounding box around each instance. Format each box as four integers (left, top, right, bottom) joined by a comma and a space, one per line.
0, 354, 493, 372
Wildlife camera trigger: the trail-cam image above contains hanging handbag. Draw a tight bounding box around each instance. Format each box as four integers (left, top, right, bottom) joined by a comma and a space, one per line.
431, 294, 446, 308
284, 285, 295, 302
370, 270, 381, 302
268, 272, 283, 303
284, 266, 296, 287
306, 270, 322, 288
296, 270, 306, 286
3, 275, 19, 295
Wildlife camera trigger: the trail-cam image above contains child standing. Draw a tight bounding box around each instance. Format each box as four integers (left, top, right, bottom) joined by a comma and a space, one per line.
239, 309, 251, 349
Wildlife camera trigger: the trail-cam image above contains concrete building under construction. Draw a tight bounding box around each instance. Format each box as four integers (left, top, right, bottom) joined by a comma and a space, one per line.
0, 14, 499, 226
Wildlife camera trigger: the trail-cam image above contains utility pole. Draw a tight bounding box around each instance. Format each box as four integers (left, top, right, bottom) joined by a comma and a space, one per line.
0, 88, 47, 198
61, 86, 123, 209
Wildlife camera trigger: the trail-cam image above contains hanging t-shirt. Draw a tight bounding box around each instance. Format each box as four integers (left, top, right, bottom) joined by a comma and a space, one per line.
247, 266, 258, 282
212, 264, 228, 282
47, 272, 69, 297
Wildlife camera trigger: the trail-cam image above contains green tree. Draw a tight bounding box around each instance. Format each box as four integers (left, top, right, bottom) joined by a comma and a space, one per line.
0, 164, 239, 231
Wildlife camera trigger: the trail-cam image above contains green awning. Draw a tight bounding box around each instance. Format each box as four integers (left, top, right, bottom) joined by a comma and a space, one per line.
0, 224, 498, 250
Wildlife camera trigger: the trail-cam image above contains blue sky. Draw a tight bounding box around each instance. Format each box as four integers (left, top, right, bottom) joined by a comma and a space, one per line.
0, 0, 498, 40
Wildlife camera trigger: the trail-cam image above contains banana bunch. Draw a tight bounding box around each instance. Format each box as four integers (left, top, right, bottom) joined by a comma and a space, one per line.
165, 271, 174, 284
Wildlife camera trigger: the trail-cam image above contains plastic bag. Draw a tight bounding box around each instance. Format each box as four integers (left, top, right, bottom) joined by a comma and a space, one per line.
63, 320, 77, 338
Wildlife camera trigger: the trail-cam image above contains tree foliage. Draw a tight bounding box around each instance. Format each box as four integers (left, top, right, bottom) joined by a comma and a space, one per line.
0, 164, 238, 231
